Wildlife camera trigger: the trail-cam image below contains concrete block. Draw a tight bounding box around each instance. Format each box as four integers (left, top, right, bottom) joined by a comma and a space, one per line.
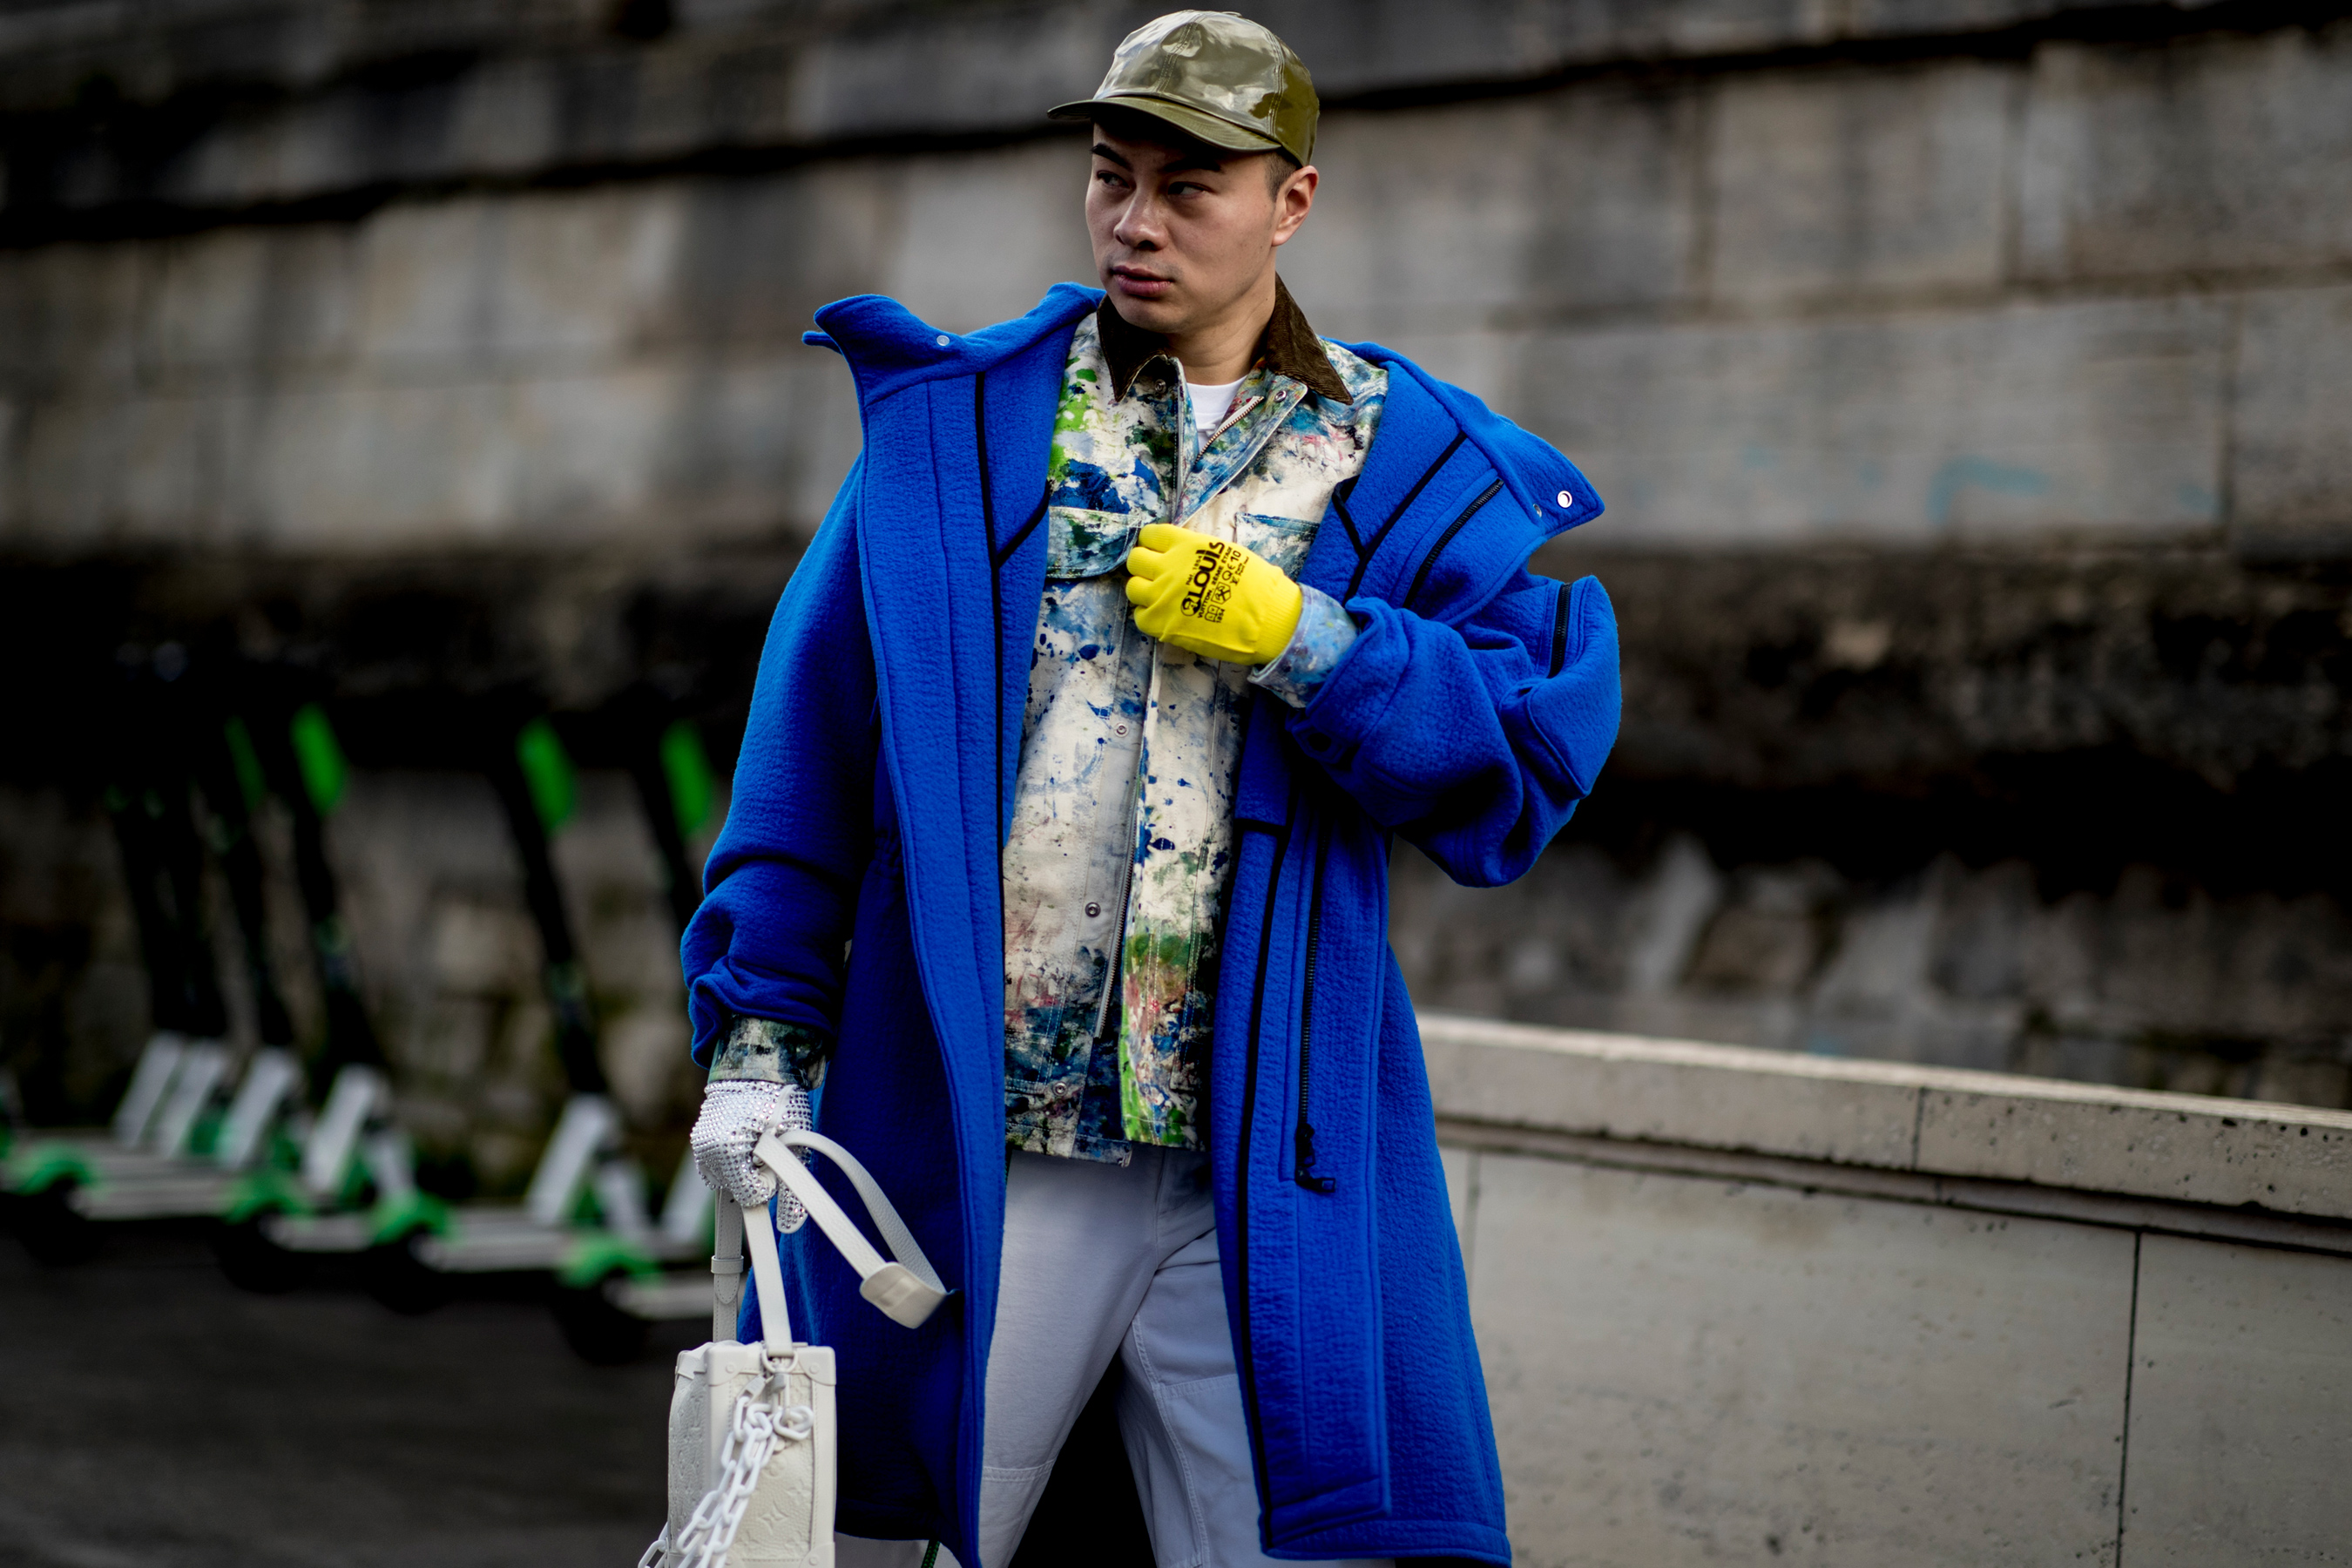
223, 349, 847, 550
254, 370, 675, 547
2121, 1234, 2352, 1563
1914, 1077, 2352, 1218
1287, 87, 1704, 331
1513, 296, 2230, 543
157, 88, 371, 210
233, 379, 516, 547
645, 354, 861, 536
661, 167, 904, 349
1470, 1154, 2133, 1565
352, 199, 503, 371
0, 241, 144, 388
785, 5, 1111, 142
875, 142, 1098, 335
2054, 866, 2352, 1042
343, 179, 693, 370
2229, 285, 2352, 537
146, 225, 358, 375
483, 187, 687, 362
1707, 60, 2011, 306
10, 392, 233, 545
1423, 1012, 2352, 1216
1422, 1013, 1926, 1168
442, 57, 562, 179
2018, 28, 2352, 282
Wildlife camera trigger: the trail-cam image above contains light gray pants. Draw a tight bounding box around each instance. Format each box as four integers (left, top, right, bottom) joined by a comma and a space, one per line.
839, 1146, 1391, 1568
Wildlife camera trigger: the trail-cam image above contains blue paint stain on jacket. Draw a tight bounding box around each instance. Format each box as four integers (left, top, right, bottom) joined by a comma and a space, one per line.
681, 283, 1620, 1565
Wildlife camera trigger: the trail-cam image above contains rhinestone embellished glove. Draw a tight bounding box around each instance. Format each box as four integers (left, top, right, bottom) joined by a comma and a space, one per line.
690, 1078, 816, 1232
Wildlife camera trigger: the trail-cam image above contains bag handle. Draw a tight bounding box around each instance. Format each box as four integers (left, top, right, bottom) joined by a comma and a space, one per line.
737, 1194, 794, 1353
753, 1127, 950, 1330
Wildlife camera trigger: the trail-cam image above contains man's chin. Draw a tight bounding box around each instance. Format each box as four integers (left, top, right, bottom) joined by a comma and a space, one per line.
1104, 287, 1189, 335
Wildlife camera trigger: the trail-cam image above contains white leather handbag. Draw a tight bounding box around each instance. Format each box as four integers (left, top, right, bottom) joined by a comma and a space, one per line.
645, 1127, 949, 1568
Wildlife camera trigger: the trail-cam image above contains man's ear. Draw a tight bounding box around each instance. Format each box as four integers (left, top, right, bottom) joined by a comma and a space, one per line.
1272, 165, 1318, 247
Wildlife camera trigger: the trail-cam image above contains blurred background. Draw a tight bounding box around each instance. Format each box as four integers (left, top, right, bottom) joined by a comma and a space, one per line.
0, 0, 2349, 1562
7, 0, 2351, 1170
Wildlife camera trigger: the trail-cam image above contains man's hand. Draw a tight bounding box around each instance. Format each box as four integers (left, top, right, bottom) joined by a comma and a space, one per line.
690, 1078, 816, 1231
1125, 523, 1304, 666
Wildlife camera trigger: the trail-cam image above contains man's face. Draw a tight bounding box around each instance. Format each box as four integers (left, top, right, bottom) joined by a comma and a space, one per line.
1086, 125, 1316, 338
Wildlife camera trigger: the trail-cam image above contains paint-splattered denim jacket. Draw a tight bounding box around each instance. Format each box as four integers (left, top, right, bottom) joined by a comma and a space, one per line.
715, 287, 1387, 1166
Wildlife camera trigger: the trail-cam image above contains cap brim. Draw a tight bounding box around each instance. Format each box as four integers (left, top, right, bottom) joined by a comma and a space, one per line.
1048, 92, 1284, 155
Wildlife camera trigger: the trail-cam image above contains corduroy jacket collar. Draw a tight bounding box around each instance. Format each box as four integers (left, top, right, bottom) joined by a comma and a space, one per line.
1098, 275, 1352, 404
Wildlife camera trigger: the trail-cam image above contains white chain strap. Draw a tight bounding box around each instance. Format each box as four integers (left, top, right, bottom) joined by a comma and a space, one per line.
639, 1350, 818, 1568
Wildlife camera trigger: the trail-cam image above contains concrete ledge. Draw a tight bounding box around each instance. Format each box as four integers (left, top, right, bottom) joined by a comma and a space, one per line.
1420, 1011, 2352, 1220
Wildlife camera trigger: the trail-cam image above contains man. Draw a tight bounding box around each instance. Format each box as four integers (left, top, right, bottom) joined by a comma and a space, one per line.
683, 12, 1619, 1566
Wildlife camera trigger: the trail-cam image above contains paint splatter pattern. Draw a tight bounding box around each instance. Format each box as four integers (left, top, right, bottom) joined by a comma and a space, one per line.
1001, 311, 1387, 1159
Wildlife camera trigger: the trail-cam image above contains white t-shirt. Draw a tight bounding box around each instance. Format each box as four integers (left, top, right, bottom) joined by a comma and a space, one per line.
1187, 377, 1246, 436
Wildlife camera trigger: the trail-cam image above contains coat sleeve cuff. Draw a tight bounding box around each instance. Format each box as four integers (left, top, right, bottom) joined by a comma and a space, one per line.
1248, 582, 1359, 709
709, 1015, 831, 1088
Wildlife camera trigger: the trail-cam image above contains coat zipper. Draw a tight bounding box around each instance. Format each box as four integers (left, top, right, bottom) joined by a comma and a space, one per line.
1549, 578, 1572, 677
1402, 478, 1504, 615
1292, 828, 1335, 1193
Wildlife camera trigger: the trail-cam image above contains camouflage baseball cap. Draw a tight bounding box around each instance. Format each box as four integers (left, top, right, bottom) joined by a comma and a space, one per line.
1049, 10, 1319, 166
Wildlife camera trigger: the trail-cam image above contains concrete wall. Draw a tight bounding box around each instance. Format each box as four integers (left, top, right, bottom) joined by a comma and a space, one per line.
8, 17, 2352, 551
1423, 1014, 2352, 1565
4, 0, 2352, 1143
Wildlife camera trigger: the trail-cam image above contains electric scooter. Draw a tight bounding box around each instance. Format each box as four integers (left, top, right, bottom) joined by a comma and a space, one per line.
3, 647, 253, 1261
541, 692, 731, 1358
205, 660, 423, 1291
5, 652, 398, 1267
278, 706, 707, 1355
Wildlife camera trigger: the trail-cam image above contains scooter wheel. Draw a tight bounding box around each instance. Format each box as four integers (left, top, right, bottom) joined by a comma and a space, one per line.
359, 1229, 449, 1316
10, 1182, 98, 1265
213, 1217, 307, 1294
552, 1274, 649, 1366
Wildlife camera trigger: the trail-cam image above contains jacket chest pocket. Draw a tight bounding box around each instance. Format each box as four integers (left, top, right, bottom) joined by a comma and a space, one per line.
1233, 512, 1319, 577
1167, 505, 1320, 579
1044, 507, 1137, 579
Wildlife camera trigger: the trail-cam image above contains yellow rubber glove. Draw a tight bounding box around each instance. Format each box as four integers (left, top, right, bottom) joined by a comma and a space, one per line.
1125, 523, 1305, 666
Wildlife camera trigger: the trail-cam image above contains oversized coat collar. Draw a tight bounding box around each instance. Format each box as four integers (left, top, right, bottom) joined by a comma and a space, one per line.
1095, 276, 1353, 404
804, 281, 1601, 627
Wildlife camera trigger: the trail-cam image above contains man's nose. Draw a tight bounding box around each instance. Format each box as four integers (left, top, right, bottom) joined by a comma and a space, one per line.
1113, 193, 1164, 250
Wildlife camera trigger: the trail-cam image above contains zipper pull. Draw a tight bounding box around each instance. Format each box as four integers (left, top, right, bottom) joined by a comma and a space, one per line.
1293, 1121, 1336, 1194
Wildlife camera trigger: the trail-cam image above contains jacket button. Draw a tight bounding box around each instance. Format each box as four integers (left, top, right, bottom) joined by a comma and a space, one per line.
1085, 902, 1101, 918
1557, 489, 1574, 507
1307, 733, 1330, 752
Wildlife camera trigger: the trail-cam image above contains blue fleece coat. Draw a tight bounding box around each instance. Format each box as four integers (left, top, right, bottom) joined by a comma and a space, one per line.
681, 283, 1620, 1566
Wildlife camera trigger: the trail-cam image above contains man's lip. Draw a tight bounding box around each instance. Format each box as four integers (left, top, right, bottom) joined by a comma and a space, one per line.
1111, 266, 1172, 294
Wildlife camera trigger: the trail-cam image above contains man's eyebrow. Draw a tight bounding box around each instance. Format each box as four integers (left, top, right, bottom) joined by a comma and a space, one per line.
1090, 140, 1226, 176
